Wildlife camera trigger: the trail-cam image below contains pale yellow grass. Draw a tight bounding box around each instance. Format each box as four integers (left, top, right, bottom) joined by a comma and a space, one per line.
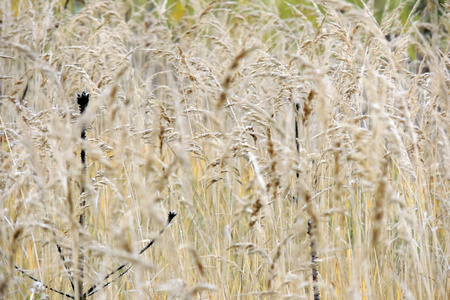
0, 0, 449, 299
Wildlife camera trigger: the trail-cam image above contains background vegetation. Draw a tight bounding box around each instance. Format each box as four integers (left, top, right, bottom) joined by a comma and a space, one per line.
1, 0, 449, 299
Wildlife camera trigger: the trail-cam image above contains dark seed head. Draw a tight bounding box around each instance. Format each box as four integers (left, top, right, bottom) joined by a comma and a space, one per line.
167, 211, 177, 224
77, 91, 90, 114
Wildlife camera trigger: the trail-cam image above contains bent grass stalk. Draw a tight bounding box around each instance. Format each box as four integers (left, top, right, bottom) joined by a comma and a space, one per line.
7, 90, 176, 299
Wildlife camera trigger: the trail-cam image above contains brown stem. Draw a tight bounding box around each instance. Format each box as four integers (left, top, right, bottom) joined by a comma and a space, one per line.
307, 219, 320, 300
76, 91, 90, 299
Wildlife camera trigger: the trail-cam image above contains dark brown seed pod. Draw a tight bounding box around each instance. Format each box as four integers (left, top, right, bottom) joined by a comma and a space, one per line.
77, 91, 89, 114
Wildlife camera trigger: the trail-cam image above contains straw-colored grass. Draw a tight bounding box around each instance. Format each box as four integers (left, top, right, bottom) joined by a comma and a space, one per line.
1, 0, 449, 299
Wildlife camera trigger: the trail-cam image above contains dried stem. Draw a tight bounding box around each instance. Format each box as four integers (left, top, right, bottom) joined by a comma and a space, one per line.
84, 211, 177, 298
307, 219, 320, 300
76, 91, 89, 300
14, 266, 74, 299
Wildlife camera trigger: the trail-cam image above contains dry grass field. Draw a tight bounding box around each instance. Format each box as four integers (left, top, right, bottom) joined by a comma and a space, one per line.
1, 0, 449, 299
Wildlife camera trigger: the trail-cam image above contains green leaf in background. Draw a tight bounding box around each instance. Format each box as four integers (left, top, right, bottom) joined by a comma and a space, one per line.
171, 1, 186, 22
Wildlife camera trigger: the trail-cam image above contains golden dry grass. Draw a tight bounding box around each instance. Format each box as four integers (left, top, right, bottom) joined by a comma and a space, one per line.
0, 0, 449, 299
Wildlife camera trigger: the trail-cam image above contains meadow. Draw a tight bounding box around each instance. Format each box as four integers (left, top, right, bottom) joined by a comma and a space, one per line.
0, 0, 449, 299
